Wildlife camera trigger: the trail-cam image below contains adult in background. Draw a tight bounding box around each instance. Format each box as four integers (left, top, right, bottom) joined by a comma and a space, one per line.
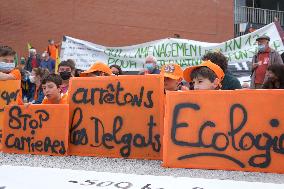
39, 51, 55, 73
18, 57, 26, 70
139, 55, 160, 74
47, 39, 60, 61
251, 35, 283, 89
25, 48, 41, 72
202, 51, 241, 90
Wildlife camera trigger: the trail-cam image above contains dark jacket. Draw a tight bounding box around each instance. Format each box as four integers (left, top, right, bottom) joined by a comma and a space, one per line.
138, 67, 160, 75
151, 68, 160, 74
221, 71, 242, 90
21, 71, 33, 101
27, 84, 45, 104
24, 54, 41, 72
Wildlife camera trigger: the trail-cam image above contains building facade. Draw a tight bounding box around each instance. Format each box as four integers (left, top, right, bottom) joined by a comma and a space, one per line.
0, 0, 234, 57
234, 0, 284, 36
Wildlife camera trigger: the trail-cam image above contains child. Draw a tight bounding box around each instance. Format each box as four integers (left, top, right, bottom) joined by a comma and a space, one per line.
160, 63, 186, 91
183, 60, 224, 90
41, 73, 68, 104
262, 64, 284, 89
202, 51, 241, 90
80, 61, 112, 77
0, 45, 21, 81
28, 68, 50, 104
0, 45, 23, 104
58, 59, 76, 93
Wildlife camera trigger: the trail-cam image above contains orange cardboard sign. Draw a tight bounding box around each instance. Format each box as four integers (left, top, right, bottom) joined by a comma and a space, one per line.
0, 80, 21, 150
68, 75, 164, 159
2, 105, 69, 156
163, 90, 284, 174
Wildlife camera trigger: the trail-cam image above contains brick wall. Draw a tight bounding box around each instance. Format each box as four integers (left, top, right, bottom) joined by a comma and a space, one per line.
0, 0, 234, 57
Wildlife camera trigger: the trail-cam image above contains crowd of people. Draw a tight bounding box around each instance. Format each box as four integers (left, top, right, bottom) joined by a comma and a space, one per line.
1, 35, 284, 105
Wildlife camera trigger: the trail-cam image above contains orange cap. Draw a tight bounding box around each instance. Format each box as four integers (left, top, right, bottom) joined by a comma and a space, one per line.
183, 60, 225, 82
160, 63, 183, 80
80, 61, 112, 77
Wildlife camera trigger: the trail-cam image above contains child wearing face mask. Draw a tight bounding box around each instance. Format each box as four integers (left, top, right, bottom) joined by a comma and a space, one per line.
0, 45, 23, 104
0, 46, 21, 80
58, 59, 76, 94
27, 68, 50, 104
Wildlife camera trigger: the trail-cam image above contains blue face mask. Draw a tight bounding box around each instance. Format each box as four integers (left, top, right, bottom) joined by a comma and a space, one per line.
0, 62, 15, 72
145, 63, 155, 72
258, 44, 266, 52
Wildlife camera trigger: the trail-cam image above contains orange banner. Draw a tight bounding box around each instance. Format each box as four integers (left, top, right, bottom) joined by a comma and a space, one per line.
2, 105, 69, 156
0, 80, 21, 150
163, 90, 284, 174
68, 75, 164, 159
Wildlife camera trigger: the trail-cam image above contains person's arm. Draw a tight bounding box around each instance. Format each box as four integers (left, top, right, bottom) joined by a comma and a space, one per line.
251, 55, 258, 76
56, 42, 62, 48
52, 59, 56, 73
39, 61, 43, 68
275, 52, 284, 64
0, 72, 16, 80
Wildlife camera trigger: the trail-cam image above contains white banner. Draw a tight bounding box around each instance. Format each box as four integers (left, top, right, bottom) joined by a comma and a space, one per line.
0, 165, 283, 189
60, 23, 284, 72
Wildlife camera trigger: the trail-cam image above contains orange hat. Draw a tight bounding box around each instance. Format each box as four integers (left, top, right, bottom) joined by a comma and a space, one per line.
183, 60, 225, 82
80, 61, 112, 77
160, 63, 183, 80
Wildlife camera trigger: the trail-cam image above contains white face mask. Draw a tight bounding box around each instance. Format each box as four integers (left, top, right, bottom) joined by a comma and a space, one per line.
29, 75, 36, 83
0, 62, 15, 72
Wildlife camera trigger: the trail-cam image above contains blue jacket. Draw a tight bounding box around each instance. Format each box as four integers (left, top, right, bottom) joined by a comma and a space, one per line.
151, 68, 160, 74
40, 58, 55, 73
27, 84, 45, 104
139, 67, 160, 75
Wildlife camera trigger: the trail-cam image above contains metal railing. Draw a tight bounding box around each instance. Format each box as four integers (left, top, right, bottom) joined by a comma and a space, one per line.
235, 6, 284, 26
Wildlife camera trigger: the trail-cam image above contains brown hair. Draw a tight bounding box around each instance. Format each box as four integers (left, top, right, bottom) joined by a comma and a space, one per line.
32, 67, 50, 80
0, 45, 16, 57
42, 73, 62, 88
58, 59, 76, 71
190, 66, 218, 82
202, 51, 228, 72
